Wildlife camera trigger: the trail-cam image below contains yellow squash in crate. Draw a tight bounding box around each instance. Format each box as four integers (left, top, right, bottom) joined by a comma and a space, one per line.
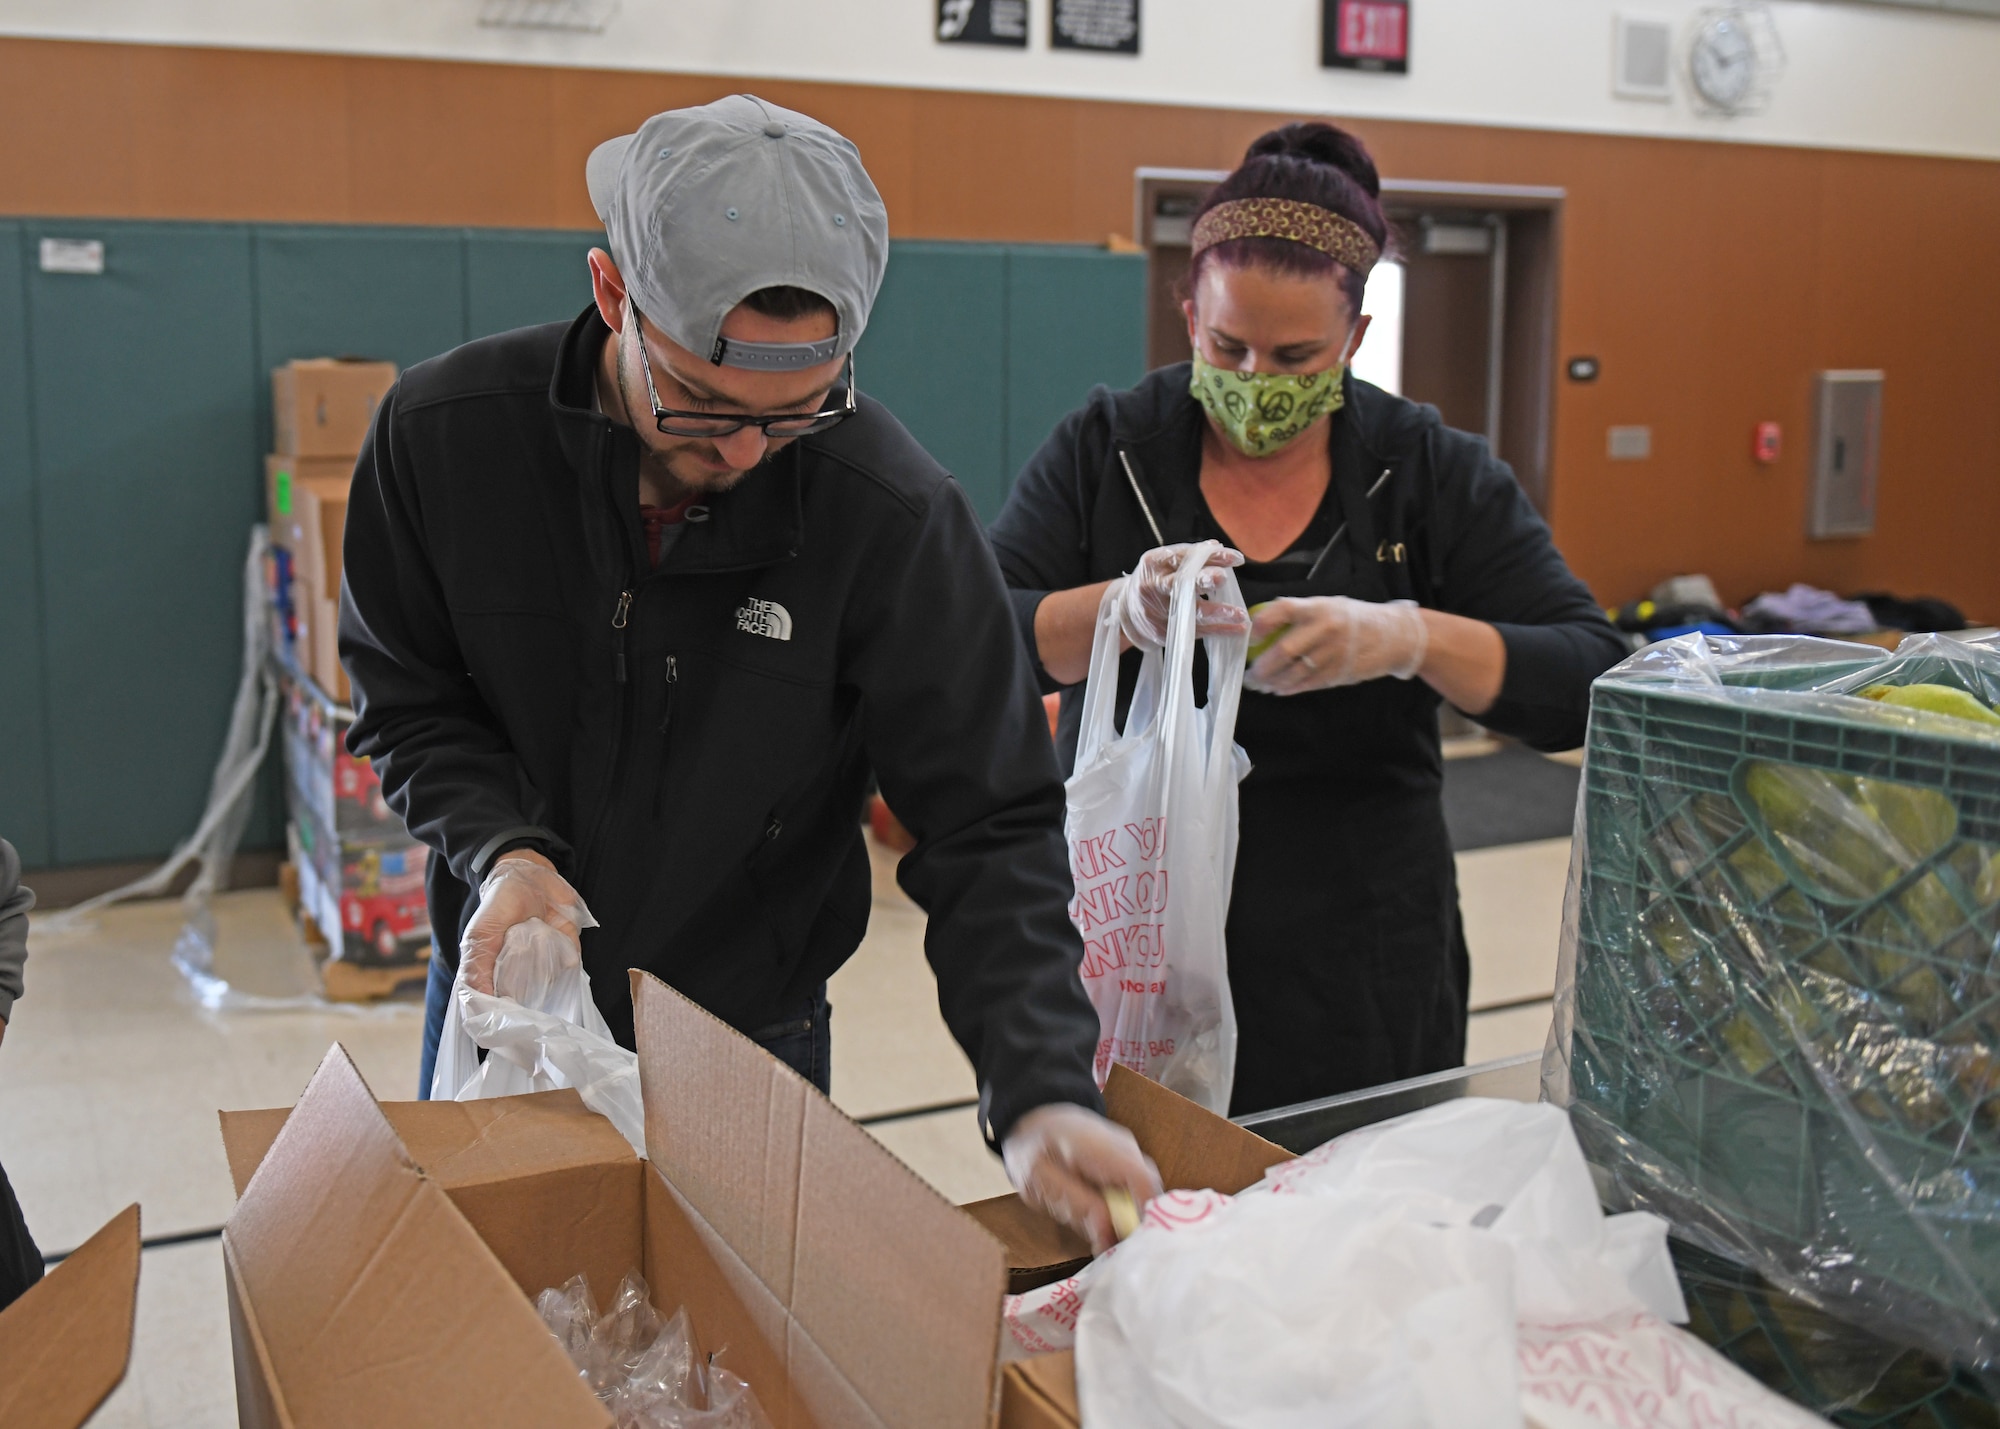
1859, 682, 2000, 729
1740, 763, 1956, 904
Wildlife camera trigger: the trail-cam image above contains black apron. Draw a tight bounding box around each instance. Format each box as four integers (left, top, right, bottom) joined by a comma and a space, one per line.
1123, 415, 1471, 1115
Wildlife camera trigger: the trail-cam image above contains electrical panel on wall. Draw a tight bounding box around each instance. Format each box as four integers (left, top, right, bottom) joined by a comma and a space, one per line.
1809, 371, 1883, 540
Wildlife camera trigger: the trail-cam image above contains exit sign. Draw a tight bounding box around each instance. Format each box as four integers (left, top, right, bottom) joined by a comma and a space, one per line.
1323, 0, 1409, 73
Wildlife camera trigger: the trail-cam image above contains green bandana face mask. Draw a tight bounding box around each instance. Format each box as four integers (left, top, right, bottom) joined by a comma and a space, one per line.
1190, 355, 1346, 459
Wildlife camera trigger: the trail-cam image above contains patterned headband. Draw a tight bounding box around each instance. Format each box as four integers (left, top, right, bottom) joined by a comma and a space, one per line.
1190, 197, 1381, 276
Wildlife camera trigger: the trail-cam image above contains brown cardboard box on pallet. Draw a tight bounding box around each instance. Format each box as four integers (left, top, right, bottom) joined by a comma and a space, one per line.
286, 479, 349, 703
271, 358, 395, 458
290, 583, 348, 705
0, 1205, 142, 1429
264, 453, 353, 530
219, 976, 1284, 1429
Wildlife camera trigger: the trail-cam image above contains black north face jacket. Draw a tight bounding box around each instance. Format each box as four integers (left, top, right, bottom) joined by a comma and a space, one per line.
339, 307, 1101, 1139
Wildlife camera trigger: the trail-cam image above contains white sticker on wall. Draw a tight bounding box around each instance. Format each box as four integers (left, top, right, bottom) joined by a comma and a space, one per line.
1608, 425, 1654, 460
39, 238, 105, 275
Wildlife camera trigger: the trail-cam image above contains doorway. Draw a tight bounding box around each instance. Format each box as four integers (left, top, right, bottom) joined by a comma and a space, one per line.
1135, 171, 1563, 515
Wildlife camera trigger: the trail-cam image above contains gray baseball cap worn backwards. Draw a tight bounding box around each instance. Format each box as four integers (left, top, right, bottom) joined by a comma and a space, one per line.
587, 95, 889, 372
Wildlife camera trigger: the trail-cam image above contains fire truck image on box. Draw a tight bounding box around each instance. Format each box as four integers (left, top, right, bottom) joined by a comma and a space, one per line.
340, 844, 430, 964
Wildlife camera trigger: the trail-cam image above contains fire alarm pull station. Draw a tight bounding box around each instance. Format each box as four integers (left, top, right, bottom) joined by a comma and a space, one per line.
1754, 422, 1782, 464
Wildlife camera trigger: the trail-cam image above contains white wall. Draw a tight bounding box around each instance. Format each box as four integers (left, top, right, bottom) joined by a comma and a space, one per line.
3, 0, 1998, 162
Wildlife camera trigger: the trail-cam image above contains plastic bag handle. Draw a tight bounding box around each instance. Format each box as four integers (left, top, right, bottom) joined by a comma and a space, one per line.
1075, 579, 1132, 768
1154, 543, 1244, 802
1199, 567, 1249, 800
1074, 548, 1243, 778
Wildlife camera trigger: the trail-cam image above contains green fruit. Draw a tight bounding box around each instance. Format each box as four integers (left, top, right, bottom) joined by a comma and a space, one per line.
1246, 602, 1288, 664
1727, 837, 1789, 902
1899, 871, 1963, 945
1742, 762, 1955, 903
1859, 682, 2000, 728
1719, 1012, 1777, 1078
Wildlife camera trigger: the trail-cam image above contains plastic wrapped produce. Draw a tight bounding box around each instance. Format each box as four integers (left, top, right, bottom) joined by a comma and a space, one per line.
1545, 631, 2000, 1378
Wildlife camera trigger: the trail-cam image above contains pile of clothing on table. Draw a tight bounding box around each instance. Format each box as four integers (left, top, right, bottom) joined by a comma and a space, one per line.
1604, 575, 1967, 647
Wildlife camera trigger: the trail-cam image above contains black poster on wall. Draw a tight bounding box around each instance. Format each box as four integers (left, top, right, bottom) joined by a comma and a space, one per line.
937, 0, 1029, 47
1052, 0, 1140, 55
1322, 0, 1410, 73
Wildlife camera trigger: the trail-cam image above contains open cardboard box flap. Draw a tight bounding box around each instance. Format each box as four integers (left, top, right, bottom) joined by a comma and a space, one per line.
221, 972, 1011, 1428
965, 1065, 1292, 1292
223, 1043, 610, 1428
0, 1204, 141, 1429
629, 969, 1008, 1429
220, 1084, 645, 1307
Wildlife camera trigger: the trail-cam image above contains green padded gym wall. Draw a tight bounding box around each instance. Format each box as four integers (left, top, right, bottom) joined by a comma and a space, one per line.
0, 225, 51, 868
1, 219, 1143, 870
26, 221, 263, 867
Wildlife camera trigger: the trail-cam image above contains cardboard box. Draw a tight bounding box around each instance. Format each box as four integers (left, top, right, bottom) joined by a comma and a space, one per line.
0, 1204, 141, 1429
220, 972, 1017, 1428
291, 586, 348, 705
264, 453, 353, 530
219, 984, 1285, 1429
271, 359, 395, 458
296, 480, 346, 607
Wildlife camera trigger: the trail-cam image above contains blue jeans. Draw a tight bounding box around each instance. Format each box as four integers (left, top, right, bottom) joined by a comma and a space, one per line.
420, 950, 832, 1099
746, 990, 833, 1096
419, 944, 451, 1098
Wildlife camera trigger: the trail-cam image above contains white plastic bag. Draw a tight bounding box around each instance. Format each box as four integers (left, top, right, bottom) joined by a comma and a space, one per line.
430, 910, 646, 1154
1070, 1099, 1821, 1429
1066, 540, 1248, 1113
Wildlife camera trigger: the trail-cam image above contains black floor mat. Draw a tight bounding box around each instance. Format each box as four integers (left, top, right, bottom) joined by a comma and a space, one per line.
1442, 743, 1582, 852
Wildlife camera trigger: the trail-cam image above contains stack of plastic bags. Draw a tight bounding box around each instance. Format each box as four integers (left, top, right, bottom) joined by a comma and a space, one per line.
537, 1270, 770, 1429
1005, 1098, 1824, 1429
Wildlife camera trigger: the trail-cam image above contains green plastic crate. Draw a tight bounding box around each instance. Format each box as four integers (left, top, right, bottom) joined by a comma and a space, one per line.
1564, 637, 2000, 1372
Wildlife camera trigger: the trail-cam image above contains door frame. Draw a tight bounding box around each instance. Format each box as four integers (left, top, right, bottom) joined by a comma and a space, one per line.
1136, 170, 1566, 516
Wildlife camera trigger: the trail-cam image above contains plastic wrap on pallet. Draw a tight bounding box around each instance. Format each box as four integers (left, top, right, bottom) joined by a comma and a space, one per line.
1544, 631, 2000, 1378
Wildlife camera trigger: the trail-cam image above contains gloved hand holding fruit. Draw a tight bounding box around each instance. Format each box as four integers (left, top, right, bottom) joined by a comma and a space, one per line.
1244, 596, 1429, 696
1002, 1102, 1163, 1255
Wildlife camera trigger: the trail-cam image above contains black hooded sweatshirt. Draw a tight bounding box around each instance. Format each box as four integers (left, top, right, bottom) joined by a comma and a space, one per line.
339, 307, 1102, 1140
988, 364, 1626, 1112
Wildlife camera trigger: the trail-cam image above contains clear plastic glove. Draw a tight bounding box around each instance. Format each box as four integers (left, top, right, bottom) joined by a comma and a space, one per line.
460, 852, 594, 997
1003, 1103, 1163, 1256
1246, 595, 1429, 696
1112, 543, 1250, 652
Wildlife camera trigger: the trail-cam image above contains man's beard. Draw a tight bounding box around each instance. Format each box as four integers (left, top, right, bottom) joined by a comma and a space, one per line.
652, 438, 764, 494
618, 332, 771, 497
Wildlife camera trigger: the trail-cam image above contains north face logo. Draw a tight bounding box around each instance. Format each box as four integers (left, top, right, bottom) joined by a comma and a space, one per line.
735, 598, 793, 641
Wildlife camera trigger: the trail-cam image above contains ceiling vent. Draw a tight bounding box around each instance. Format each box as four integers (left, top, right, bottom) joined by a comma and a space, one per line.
1614, 15, 1674, 101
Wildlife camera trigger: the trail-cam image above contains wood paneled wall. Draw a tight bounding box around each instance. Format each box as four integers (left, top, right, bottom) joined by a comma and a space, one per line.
4, 36, 1997, 618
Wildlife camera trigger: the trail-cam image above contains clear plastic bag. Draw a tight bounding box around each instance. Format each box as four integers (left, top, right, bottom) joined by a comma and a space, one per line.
1066, 541, 1249, 1113
431, 903, 646, 1155
536, 1271, 771, 1429
1544, 630, 2000, 1377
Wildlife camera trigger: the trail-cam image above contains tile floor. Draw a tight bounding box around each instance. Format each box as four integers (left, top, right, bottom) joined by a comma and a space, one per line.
3, 827, 1567, 1425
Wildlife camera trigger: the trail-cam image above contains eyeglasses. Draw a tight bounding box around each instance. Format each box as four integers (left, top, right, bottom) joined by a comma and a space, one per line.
628, 300, 856, 440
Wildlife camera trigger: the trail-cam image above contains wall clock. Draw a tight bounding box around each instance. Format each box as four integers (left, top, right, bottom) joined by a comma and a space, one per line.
1689, 5, 1783, 115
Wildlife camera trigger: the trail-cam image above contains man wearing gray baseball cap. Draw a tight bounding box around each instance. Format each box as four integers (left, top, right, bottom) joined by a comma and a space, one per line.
340, 95, 1155, 1251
